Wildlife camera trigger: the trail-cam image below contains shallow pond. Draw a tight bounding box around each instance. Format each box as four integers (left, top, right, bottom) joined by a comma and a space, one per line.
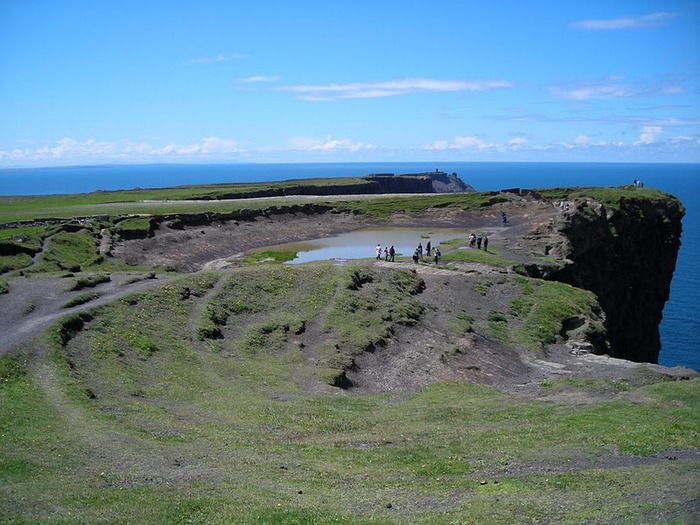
272, 227, 468, 264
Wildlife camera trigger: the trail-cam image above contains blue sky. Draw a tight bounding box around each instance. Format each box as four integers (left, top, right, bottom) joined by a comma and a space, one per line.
1, 0, 698, 167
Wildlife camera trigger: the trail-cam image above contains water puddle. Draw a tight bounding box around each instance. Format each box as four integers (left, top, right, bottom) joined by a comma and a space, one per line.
262, 227, 468, 265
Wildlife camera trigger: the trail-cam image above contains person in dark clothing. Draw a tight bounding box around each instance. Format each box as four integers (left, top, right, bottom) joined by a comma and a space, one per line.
483, 236, 489, 252
434, 247, 441, 264
476, 236, 482, 250
389, 245, 395, 262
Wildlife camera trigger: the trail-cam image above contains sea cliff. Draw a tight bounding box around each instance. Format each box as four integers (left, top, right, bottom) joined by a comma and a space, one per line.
549, 191, 685, 364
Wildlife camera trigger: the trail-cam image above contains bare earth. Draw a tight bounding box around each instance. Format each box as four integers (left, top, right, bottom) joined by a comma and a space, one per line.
3, 193, 695, 398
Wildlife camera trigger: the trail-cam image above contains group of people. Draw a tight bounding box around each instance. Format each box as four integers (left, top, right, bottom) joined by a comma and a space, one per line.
468, 233, 489, 251
375, 240, 442, 264
411, 241, 441, 264
375, 243, 396, 262
633, 179, 645, 188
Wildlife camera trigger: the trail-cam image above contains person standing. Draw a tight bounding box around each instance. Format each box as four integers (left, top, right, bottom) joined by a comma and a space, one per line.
483, 236, 489, 252
434, 247, 441, 264
389, 245, 395, 262
376, 243, 382, 260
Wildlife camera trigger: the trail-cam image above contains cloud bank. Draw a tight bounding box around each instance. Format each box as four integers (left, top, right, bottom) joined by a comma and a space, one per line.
1, 128, 697, 167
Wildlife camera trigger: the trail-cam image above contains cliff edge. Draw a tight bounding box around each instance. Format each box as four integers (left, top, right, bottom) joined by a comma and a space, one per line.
537, 188, 685, 364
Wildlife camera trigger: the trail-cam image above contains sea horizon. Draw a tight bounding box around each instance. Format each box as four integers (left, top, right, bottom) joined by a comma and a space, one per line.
1, 160, 699, 197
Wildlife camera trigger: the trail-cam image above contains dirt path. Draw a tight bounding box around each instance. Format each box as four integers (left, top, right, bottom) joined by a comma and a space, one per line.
0, 273, 170, 354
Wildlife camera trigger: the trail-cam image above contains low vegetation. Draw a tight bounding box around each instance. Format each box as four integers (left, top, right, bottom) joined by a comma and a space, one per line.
67, 273, 111, 291
61, 291, 102, 309
0, 181, 696, 523
1, 279, 697, 524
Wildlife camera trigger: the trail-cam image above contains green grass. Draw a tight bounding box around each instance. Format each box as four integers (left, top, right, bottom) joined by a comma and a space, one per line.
0, 253, 33, 273
245, 248, 299, 264
67, 273, 111, 291
487, 310, 511, 344
448, 310, 475, 336
441, 243, 516, 267
332, 192, 504, 220
62, 291, 102, 308
111, 216, 153, 237
0, 177, 368, 224
514, 279, 604, 349
539, 186, 679, 210
0, 181, 695, 523
475, 277, 607, 352
1, 266, 698, 523
30, 230, 100, 273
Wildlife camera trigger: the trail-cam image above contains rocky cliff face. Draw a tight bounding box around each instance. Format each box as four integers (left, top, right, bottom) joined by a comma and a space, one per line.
204, 172, 473, 200
549, 192, 685, 364
366, 172, 474, 193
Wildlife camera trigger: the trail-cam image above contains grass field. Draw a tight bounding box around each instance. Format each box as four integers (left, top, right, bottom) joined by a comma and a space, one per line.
0, 182, 695, 524
1, 266, 698, 524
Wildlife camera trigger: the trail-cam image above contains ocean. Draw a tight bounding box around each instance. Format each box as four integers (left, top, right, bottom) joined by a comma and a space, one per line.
1, 161, 698, 370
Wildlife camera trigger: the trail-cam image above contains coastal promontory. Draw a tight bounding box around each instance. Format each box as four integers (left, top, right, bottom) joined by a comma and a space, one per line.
0, 175, 697, 524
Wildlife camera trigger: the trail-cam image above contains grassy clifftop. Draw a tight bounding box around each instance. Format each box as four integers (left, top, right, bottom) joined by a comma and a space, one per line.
0, 180, 696, 524
2, 264, 698, 524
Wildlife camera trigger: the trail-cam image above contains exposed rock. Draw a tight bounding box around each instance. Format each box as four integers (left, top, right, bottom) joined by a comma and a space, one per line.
549, 193, 684, 364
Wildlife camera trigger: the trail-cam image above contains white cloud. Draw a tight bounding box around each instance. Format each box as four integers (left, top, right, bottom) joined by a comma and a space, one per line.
573, 12, 678, 30
33, 137, 119, 159
422, 135, 497, 151
551, 83, 634, 100
278, 78, 512, 101
550, 78, 683, 101
237, 75, 281, 83
200, 136, 240, 154
635, 126, 663, 145
509, 137, 528, 147
671, 135, 694, 144
150, 136, 241, 156
0, 136, 243, 165
420, 134, 648, 156
288, 134, 375, 152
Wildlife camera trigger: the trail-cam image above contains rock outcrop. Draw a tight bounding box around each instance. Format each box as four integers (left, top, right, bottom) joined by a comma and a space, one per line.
549, 192, 685, 364
198, 172, 473, 200
365, 171, 474, 193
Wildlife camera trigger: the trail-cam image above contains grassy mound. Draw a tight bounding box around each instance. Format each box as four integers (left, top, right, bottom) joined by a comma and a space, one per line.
1, 266, 697, 523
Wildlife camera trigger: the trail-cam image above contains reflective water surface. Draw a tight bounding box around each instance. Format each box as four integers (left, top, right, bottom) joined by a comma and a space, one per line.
275, 227, 468, 264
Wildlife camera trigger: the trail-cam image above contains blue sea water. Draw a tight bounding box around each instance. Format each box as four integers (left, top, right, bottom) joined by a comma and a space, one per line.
1, 161, 698, 370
